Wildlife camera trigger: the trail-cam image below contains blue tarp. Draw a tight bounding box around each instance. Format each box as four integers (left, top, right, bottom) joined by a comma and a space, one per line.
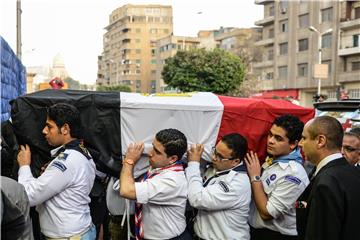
1, 36, 26, 122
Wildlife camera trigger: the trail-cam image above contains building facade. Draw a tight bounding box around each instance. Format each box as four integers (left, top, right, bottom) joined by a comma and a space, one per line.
155, 28, 261, 93
97, 4, 173, 93
254, 0, 360, 106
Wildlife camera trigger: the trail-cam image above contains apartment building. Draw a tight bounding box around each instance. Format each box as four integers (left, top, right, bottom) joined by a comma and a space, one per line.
215, 27, 262, 76
155, 28, 261, 93
155, 35, 201, 92
97, 4, 173, 93
254, 0, 360, 106
338, 0, 360, 99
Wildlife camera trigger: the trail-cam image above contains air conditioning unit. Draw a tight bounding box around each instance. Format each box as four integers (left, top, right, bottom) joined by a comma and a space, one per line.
281, 8, 287, 14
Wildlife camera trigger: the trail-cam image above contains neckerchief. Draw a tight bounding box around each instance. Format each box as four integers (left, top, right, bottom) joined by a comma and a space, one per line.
266, 148, 303, 167
203, 163, 247, 187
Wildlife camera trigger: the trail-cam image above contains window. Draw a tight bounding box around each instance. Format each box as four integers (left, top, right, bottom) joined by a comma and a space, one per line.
298, 63, 308, 77
322, 34, 332, 48
268, 49, 274, 60
278, 66, 288, 79
122, 80, 131, 85
136, 69, 141, 74
151, 70, 156, 75
266, 72, 274, 80
151, 49, 156, 56
355, 7, 360, 19
322, 60, 332, 74
136, 28, 141, 33
150, 28, 158, 34
321, 8, 333, 22
298, 39, 309, 51
150, 80, 156, 93
136, 80, 141, 88
352, 61, 360, 71
280, 20, 288, 32
299, 14, 309, 28
136, 49, 141, 54
279, 0, 288, 13
269, 28, 274, 38
279, 42, 288, 55
135, 59, 141, 64
133, 16, 146, 22
353, 35, 359, 47
164, 29, 169, 34
135, 39, 141, 43
151, 59, 156, 64
269, 6, 275, 16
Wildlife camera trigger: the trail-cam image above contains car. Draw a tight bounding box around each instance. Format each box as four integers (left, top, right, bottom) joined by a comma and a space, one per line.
314, 99, 360, 131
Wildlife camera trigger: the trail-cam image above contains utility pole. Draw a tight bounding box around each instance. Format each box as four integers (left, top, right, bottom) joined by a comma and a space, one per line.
16, 0, 22, 60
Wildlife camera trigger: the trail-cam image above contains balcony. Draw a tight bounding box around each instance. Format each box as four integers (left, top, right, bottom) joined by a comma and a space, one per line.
255, 38, 274, 46
255, 0, 274, 5
253, 60, 274, 68
338, 71, 360, 83
255, 16, 275, 26
339, 19, 360, 31
338, 46, 360, 56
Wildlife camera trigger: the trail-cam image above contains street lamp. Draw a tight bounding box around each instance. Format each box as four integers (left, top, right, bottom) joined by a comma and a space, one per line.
308, 26, 333, 95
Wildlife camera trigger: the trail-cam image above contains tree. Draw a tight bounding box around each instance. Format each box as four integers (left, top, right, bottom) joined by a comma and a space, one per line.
162, 48, 246, 94
229, 33, 264, 97
96, 85, 131, 92
63, 77, 80, 90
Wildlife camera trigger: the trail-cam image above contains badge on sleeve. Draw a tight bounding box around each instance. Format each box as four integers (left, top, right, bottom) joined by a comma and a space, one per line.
51, 161, 67, 172
218, 181, 229, 192
284, 175, 301, 185
57, 152, 69, 161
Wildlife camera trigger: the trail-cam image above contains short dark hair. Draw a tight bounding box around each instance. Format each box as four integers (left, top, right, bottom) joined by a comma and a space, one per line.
155, 128, 187, 160
47, 103, 81, 138
273, 114, 304, 143
345, 128, 360, 140
221, 133, 248, 161
308, 116, 343, 150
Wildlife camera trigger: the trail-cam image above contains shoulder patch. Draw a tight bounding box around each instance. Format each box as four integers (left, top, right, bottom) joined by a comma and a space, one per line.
284, 175, 301, 185
51, 161, 67, 172
218, 181, 229, 192
57, 152, 69, 161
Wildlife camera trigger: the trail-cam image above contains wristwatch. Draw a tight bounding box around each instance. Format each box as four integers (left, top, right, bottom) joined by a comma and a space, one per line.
251, 175, 261, 183
123, 158, 134, 165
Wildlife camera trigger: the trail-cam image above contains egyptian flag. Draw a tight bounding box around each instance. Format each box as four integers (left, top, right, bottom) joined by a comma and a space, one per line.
9, 90, 314, 177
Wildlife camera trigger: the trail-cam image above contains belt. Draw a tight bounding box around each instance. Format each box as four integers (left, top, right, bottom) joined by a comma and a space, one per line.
45, 224, 93, 240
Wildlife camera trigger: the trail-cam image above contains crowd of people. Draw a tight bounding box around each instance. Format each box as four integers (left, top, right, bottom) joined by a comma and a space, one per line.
1, 102, 360, 240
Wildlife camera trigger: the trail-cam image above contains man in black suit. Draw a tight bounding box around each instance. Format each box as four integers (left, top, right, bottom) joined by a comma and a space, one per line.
342, 128, 360, 167
296, 116, 360, 240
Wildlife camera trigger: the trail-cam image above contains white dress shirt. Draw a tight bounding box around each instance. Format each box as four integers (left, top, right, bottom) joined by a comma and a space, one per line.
135, 168, 187, 239
18, 146, 96, 238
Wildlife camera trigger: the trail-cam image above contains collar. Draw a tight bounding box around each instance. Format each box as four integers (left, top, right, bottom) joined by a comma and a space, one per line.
215, 161, 246, 174
314, 153, 343, 176
50, 145, 64, 157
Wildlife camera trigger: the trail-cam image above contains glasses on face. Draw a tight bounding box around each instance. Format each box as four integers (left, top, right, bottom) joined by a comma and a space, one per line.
343, 146, 360, 153
211, 146, 236, 161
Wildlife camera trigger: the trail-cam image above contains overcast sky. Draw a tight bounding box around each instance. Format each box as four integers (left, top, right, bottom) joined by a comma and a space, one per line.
1, 0, 263, 84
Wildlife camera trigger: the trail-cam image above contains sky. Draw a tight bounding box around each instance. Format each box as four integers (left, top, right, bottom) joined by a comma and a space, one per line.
1, 0, 263, 85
